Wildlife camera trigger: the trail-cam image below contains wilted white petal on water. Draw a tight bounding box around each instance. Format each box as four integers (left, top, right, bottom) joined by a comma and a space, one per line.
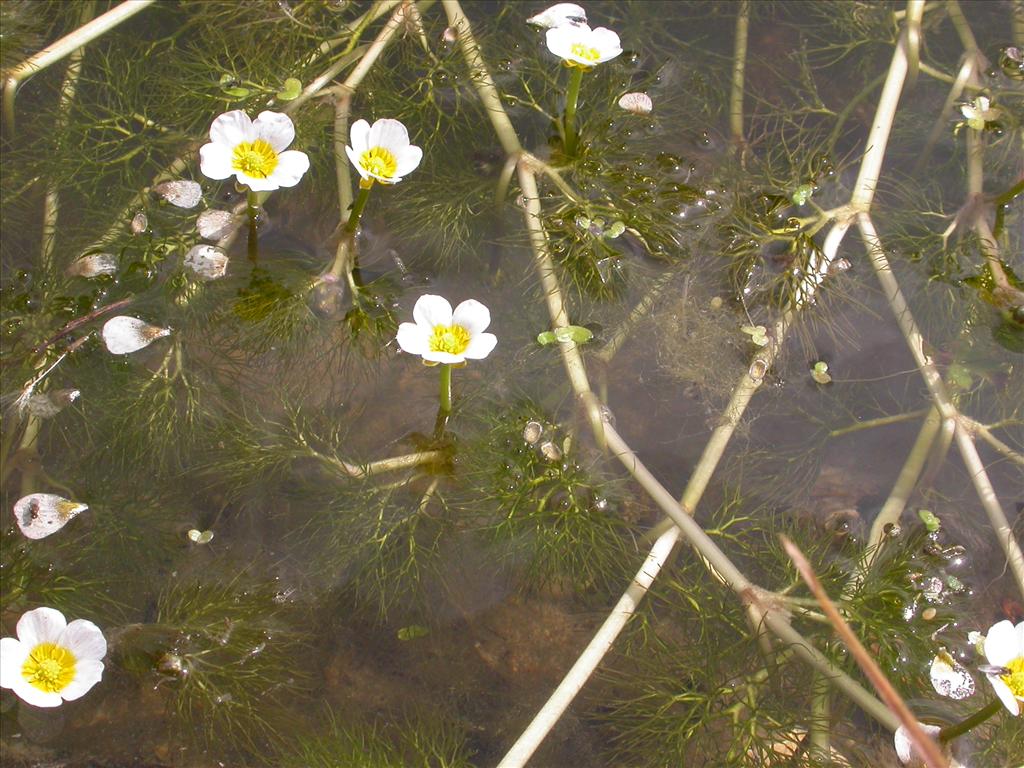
67, 253, 117, 278
893, 723, 943, 766
929, 651, 975, 700
184, 244, 229, 280
618, 92, 653, 115
13, 494, 88, 540
527, 3, 588, 29
130, 211, 148, 234
196, 209, 237, 240
26, 389, 80, 419
102, 316, 171, 354
154, 180, 203, 209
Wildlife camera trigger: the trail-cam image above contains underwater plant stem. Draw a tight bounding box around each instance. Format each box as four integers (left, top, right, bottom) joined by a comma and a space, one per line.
495, 525, 682, 768
729, 0, 749, 150
562, 66, 585, 156
304, 0, 400, 67
938, 697, 1003, 742
596, 271, 678, 364
317, 449, 444, 479
782, 536, 944, 765
829, 408, 930, 438
864, 407, 943, 564
859, 212, 1024, 598
344, 184, 373, 234
809, 672, 831, 761
333, 89, 355, 221
3, 0, 155, 135
517, 162, 606, 447
442, 0, 522, 156
914, 55, 976, 174
962, 417, 1024, 466
438, 364, 452, 414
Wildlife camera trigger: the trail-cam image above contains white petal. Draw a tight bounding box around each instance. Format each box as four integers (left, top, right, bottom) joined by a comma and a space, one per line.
199, 143, 235, 180
929, 654, 975, 699
13, 494, 87, 540
17, 607, 67, 646
253, 110, 295, 152
346, 144, 371, 180
184, 244, 229, 280
528, 3, 587, 28
154, 180, 202, 209
59, 620, 106, 662
368, 118, 411, 153
102, 316, 171, 355
0, 637, 28, 690
348, 119, 371, 154
988, 675, 1021, 715
209, 109, 254, 146
985, 619, 1018, 666
10, 679, 64, 708
463, 332, 497, 360
264, 150, 310, 188
618, 92, 653, 115
67, 253, 117, 278
451, 299, 491, 335
196, 209, 237, 240
422, 349, 465, 364
545, 25, 579, 59
394, 145, 423, 177
60, 659, 103, 701
396, 322, 430, 355
894, 723, 942, 765
590, 27, 623, 60
239, 171, 279, 192
413, 295, 453, 329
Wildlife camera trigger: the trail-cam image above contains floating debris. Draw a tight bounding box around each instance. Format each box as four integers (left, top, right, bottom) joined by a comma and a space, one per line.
26, 388, 80, 418
66, 253, 117, 278
811, 361, 832, 384
184, 244, 229, 280
130, 211, 148, 235
930, 651, 975, 700
523, 420, 543, 444
187, 528, 214, 544
101, 316, 171, 354
618, 92, 653, 115
539, 439, 562, 462
154, 179, 203, 209
196, 209, 237, 240
893, 722, 944, 766
13, 493, 88, 539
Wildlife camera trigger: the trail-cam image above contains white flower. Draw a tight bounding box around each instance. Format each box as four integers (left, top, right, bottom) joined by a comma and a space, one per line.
199, 110, 310, 192
959, 95, 999, 130
546, 24, 622, 67
101, 316, 171, 355
184, 244, 229, 280
396, 295, 497, 365
13, 494, 88, 540
0, 607, 106, 707
528, 3, 587, 29
893, 722, 944, 766
983, 619, 1024, 715
345, 118, 422, 186
618, 92, 653, 115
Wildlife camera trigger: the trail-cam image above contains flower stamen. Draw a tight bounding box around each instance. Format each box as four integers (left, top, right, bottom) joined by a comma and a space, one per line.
1001, 657, 1024, 700
569, 42, 601, 65
231, 139, 278, 179
22, 642, 76, 694
359, 146, 398, 182
429, 324, 471, 356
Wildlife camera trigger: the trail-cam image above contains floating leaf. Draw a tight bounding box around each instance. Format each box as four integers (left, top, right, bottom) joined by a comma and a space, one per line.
605, 220, 626, 239
13, 493, 88, 540
276, 77, 302, 101
917, 509, 941, 533
397, 625, 429, 641
187, 529, 214, 544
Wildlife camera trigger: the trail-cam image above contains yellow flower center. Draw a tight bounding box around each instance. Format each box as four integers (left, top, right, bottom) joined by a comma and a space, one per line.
359, 146, 398, 181
1001, 656, 1024, 700
22, 642, 76, 694
231, 139, 278, 179
570, 42, 601, 64
429, 324, 471, 355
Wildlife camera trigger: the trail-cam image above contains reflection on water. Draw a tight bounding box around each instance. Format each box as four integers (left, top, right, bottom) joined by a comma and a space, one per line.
2, 1, 1022, 766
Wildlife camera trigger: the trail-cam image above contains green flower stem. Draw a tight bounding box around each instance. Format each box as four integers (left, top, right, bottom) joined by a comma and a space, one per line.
438, 363, 452, 413
938, 698, 1003, 742
246, 189, 260, 262
344, 182, 374, 234
562, 66, 585, 156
